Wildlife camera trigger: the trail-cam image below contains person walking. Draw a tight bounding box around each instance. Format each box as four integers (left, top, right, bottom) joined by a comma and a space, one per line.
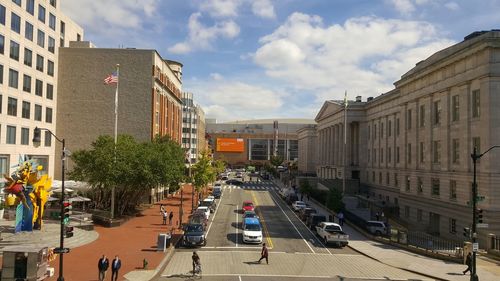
160, 204, 165, 212
161, 210, 167, 225
169, 210, 174, 225
258, 243, 269, 264
97, 254, 109, 281
337, 211, 344, 226
111, 255, 121, 281
463, 252, 472, 275
192, 251, 201, 276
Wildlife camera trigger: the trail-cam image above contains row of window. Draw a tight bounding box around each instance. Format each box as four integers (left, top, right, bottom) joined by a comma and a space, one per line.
367, 138, 481, 166
182, 138, 198, 144
4, 0, 57, 29
0, 36, 55, 74
182, 128, 197, 134
1, 124, 51, 146
402, 207, 458, 235
1, 95, 52, 122
0, 65, 54, 98
367, 91, 481, 140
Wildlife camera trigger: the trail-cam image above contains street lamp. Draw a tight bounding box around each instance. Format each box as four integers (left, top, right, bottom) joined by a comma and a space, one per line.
33, 127, 67, 281
470, 145, 500, 281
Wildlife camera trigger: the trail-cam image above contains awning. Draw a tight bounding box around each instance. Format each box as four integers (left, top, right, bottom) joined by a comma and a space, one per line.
68, 196, 91, 202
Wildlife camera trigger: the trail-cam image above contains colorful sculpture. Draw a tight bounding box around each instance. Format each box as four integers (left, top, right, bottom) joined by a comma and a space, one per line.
3, 156, 52, 232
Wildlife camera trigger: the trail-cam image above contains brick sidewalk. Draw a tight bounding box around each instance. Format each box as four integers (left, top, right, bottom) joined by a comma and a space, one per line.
47, 184, 195, 281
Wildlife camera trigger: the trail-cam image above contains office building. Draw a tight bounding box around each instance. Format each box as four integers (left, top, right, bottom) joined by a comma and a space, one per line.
182, 92, 207, 164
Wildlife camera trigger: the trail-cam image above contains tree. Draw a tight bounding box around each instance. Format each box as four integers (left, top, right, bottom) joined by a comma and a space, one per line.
192, 150, 215, 202
212, 159, 226, 176
270, 155, 284, 167
299, 179, 313, 196
326, 187, 345, 213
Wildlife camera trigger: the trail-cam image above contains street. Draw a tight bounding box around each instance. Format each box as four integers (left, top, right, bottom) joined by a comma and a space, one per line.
156, 180, 429, 281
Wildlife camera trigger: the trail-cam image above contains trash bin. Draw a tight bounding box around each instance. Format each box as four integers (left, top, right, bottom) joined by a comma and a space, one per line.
157, 233, 171, 252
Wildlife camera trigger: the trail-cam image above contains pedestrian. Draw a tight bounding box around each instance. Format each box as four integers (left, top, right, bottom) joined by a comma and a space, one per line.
258, 243, 269, 264
463, 252, 472, 275
111, 255, 121, 281
169, 211, 174, 225
338, 211, 344, 226
161, 210, 167, 225
160, 204, 165, 212
375, 212, 380, 221
192, 251, 201, 276
97, 254, 109, 281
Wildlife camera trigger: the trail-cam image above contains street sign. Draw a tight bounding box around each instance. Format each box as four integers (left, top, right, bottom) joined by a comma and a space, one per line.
472, 243, 479, 252
477, 223, 489, 228
53, 247, 70, 254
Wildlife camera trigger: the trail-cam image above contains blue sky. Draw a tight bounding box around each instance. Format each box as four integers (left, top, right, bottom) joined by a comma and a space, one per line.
61, 0, 500, 122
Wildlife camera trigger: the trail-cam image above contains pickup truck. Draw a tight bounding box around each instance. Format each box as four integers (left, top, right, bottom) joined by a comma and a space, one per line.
316, 222, 349, 247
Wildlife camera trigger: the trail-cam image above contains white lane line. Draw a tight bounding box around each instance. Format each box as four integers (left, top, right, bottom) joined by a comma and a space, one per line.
269, 191, 315, 254
239, 275, 242, 281
205, 185, 223, 236
236, 204, 239, 247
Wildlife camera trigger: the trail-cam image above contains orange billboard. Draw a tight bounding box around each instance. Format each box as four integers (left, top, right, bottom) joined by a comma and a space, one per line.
216, 138, 245, 152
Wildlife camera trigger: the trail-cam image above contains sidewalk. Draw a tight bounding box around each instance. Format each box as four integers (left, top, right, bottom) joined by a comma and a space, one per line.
46, 183, 196, 281
298, 188, 500, 281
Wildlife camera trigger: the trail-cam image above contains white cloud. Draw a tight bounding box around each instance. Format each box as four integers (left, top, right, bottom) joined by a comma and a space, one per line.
210, 73, 223, 80
169, 13, 240, 54
444, 2, 460, 10
390, 0, 416, 15
251, 0, 276, 19
200, 0, 242, 18
253, 13, 455, 102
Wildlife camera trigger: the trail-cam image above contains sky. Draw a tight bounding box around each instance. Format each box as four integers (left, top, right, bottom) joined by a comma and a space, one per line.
60, 0, 500, 122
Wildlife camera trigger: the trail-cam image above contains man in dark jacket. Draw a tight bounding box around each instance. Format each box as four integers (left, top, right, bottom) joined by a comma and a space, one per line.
111, 255, 121, 281
258, 243, 269, 264
463, 252, 472, 275
98, 254, 109, 281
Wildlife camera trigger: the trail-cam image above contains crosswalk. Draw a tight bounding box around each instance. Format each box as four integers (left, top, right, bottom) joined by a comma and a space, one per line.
222, 182, 280, 191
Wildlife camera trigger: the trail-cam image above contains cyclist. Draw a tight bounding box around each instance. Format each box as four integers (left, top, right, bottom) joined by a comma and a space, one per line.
192, 251, 201, 276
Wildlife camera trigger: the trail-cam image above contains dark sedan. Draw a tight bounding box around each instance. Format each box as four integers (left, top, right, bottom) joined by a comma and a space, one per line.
182, 223, 206, 247
226, 179, 243, 185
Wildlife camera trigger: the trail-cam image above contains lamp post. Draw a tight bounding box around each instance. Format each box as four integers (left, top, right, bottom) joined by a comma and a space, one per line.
33, 127, 66, 281
470, 145, 500, 281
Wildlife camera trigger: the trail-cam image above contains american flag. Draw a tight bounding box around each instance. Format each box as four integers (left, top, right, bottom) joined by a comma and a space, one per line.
104, 72, 118, 85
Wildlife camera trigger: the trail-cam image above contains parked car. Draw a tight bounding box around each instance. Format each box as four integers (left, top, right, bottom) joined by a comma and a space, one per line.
242, 217, 263, 244
316, 222, 349, 247
199, 198, 216, 213
299, 207, 317, 221
226, 179, 243, 185
292, 201, 307, 212
182, 223, 207, 247
366, 221, 389, 236
242, 210, 258, 219
196, 206, 210, 220
242, 200, 255, 212
221, 176, 229, 181
306, 214, 327, 230
189, 213, 208, 226
212, 186, 222, 198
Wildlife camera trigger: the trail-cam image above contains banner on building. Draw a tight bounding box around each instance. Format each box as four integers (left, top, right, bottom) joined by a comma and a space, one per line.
216, 138, 244, 152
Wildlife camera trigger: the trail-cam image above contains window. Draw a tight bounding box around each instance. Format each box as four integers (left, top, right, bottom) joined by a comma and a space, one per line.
8, 69, 18, 88
44, 131, 51, 147
37, 30, 45, 48
419, 142, 424, 163
49, 13, 56, 30
21, 127, 29, 145
472, 137, 481, 154
472, 90, 480, 118
388, 147, 391, 163
9, 40, 19, 60
373, 149, 376, 163
407, 109, 412, 129
0, 94, 2, 113
22, 101, 30, 119
380, 148, 384, 163
450, 180, 457, 200
36, 55, 44, 71
0, 64, 3, 84
35, 79, 43, 96
0, 34, 4, 54
25, 21, 33, 41
7, 97, 17, 116
394, 173, 399, 187
405, 176, 410, 192
48, 37, 55, 53
396, 118, 400, 136
26, 0, 35, 15
367, 149, 370, 163
374, 124, 377, 139
38, 5, 46, 23
452, 95, 459, 121
379, 172, 382, 184
404, 206, 410, 218
22, 74, 31, 92
45, 107, 52, 123
431, 178, 440, 197
419, 105, 425, 127
77, 34, 81, 41
50, 0, 57, 7
0, 5, 5, 25
24, 48, 32, 66
433, 101, 441, 125
380, 122, 384, 138
12, 0, 21, 7
417, 209, 422, 222
386, 172, 390, 185
46, 83, 53, 100
449, 218, 457, 234
6, 125, 16, 144
407, 143, 411, 164
417, 177, 423, 194
452, 139, 460, 164
47, 60, 54, 76
368, 125, 370, 139
11, 12, 21, 33
34, 104, 42, 121
433, 141, 441, 163
372, 171, 375, 182
388, 120, 392, 137
396, 146, 400, 163
60, 20, 65, 36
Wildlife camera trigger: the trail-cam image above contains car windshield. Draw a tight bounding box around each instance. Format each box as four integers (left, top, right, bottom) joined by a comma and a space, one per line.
186, 224, 204, 232
244, 212, 257, 218
325, 225, 342, 232
243, 202, 253, 207
244, 224, 261, 231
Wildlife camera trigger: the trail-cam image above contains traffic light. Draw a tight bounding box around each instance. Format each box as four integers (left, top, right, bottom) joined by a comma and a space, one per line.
64, 226, 74, 238
32, 127, 41, 147
463, 227, 470, 238
63, 201, 72, 224
477, 208, 484, 223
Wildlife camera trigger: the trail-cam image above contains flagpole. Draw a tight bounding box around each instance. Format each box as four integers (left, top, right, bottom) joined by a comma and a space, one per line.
111, 64, 119, 219
343, 91, 347, 195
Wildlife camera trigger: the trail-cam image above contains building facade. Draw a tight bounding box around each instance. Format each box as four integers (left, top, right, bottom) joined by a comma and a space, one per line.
297, 125, 318, 175
313, 30, 500, 244
56, 42, 183, 177
0, 0, 83, 179
182, 92, 206, 164
206, 119, 315, 167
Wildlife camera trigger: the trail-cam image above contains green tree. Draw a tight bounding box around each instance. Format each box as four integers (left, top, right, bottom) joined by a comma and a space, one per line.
269, 155, 284, 167
299, 179, 313, 196
192, 150, 215, 200
212, 159, 226, 176
326, 188, 345, 212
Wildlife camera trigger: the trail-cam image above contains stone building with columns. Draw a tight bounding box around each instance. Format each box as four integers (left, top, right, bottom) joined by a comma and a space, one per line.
313, 30, 500, 245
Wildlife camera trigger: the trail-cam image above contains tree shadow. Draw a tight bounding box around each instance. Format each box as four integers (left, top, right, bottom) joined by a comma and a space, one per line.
166, 272, 201, 280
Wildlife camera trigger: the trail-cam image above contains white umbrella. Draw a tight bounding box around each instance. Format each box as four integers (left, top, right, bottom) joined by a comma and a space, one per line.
52, 188, 74, 193
68, 196, 91, 202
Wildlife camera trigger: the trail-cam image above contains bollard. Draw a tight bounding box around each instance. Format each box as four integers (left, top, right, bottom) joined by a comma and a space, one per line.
143, 258, 148, 269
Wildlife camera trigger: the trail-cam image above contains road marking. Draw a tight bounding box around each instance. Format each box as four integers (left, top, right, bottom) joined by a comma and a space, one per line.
205, 186, 223, 237
268, 188, 316, 254
239, 275, 242, 281
251, 192, 273, 248
235, 204, 239, 247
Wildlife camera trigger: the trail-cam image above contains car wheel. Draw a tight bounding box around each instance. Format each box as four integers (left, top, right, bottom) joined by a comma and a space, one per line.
375, 230, 382, 236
